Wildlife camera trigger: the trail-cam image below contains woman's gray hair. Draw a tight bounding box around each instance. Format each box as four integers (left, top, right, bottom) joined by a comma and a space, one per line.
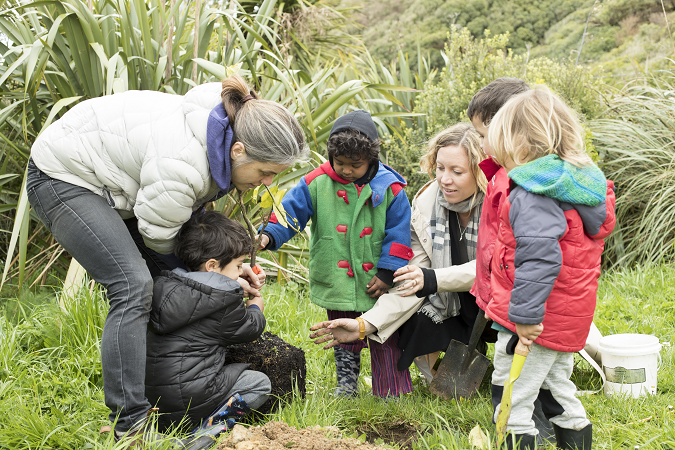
221, 74, 309, 166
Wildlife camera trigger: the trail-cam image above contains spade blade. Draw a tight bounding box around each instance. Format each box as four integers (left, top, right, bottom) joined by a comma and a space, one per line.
429, 339, 491, 400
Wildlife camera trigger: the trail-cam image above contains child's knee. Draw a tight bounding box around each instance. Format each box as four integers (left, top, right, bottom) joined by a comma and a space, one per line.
260, 373, 272, 394
249, 370, 272, 394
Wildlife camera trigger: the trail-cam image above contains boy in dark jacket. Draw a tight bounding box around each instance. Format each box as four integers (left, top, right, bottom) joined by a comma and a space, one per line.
259, 110, 414, 398
145, 211, 270, 430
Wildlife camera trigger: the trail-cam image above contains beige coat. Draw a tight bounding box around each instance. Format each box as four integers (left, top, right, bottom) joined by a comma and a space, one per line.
361, 180, 476, 343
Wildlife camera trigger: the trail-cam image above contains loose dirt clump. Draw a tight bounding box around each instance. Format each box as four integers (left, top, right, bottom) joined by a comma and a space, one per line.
218, 422, 393, 450
356, 422, 418, 450
224, 332, 306, 415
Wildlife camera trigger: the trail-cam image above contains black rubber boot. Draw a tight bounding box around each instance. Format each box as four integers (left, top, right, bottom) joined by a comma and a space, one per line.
533, 398, 556, 446
504, 432, 536, 450
553, 423, 592, 450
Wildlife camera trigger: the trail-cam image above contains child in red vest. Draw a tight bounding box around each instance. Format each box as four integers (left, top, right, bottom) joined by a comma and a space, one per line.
467, 79, 559, 445
259, 110, 414, 398
485, 88, 615, 449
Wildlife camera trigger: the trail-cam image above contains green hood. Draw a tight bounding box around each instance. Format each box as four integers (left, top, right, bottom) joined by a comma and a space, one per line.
509, 155, 606, 206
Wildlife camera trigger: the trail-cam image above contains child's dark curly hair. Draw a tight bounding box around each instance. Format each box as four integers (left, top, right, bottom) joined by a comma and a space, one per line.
327, 129, 380, 163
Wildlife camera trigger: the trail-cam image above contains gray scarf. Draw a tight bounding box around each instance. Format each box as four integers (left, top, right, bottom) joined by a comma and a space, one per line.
418, 189, 484, 324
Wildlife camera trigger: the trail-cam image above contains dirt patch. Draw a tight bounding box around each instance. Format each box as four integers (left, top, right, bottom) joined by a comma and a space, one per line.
217, 422, 393, 450
224, 332, 306, 415
356, 422, 418, 450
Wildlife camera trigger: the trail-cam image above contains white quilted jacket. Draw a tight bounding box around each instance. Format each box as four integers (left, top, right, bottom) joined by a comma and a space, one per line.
31, 82, 224, 254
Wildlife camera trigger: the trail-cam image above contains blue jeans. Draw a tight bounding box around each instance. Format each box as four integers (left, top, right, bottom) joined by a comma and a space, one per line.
25, 159, 179, 432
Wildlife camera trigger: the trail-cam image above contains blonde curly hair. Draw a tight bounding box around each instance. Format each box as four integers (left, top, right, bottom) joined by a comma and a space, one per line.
489, 86, 593, 169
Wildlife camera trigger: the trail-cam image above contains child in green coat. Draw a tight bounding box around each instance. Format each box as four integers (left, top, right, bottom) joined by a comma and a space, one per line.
259, 110, 414, 397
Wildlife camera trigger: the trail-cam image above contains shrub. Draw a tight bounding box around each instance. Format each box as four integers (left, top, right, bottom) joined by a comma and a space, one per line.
386, 28, 602, 197
593, 74, 675, 266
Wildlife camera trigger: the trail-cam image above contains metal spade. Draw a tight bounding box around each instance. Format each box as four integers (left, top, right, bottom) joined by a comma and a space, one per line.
429, 313, 491, 400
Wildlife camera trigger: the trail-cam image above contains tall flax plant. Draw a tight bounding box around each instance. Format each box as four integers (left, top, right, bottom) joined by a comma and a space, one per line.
0, 0, 419, 289
593, 77, 675, 267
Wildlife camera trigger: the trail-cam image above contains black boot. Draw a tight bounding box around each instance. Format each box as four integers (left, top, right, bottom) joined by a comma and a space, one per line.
504, 432, 536, 450
553, 423, 592, 450
533, 398, 556, 446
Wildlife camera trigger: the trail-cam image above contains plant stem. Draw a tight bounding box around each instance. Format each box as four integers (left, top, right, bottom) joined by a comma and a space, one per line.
237, 191, 273, 268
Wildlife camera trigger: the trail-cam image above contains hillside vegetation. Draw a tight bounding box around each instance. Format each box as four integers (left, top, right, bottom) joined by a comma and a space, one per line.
341, 0, 675, 74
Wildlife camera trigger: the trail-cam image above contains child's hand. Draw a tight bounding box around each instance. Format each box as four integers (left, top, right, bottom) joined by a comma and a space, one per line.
237, 276, 260, 299
257, 234, 270, 250
241, 263, 265, 290
515, 323, 544, 345
366, 276, 390, 299
246, 294, 264, 313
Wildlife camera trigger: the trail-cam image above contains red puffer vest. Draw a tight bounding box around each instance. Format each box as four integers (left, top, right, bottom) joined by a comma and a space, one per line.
471, 158, 509, 311
486, 181, 616, 352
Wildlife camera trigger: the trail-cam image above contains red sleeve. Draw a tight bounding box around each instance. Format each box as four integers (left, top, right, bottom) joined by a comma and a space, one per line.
591, 180, 616, 239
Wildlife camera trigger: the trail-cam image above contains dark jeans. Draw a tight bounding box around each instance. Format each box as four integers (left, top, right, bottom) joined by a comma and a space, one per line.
25, 159, 181, 432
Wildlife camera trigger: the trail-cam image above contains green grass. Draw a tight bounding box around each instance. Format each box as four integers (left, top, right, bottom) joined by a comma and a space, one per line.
1, 265, 675, 449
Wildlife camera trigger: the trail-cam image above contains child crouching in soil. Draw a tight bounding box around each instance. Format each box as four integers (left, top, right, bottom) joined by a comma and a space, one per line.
259, 110, 414, 398
145, 211, 271, 430
485, 87, 616, 449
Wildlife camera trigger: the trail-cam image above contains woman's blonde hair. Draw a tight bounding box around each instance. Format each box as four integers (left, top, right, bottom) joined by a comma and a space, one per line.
221, 74, 308, 166
420, 123, 488, 195
489, 86, 593, 169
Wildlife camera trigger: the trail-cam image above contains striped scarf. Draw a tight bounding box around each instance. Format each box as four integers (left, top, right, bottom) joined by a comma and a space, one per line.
418, 189, 483, 324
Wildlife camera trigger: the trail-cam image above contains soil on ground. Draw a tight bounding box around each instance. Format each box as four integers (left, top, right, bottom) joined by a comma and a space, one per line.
218, 422, 394, 450
224, 332, 306, 415
356, 422, 418, 450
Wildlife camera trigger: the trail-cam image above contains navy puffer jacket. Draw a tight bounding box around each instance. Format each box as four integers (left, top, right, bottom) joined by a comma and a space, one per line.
145, 269, 266, 428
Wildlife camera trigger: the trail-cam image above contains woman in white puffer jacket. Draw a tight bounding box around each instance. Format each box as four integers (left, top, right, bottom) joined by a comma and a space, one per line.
26, 74, 307, 443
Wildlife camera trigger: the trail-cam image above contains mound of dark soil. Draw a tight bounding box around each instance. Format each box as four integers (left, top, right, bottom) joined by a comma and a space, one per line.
224, 332, 306, 415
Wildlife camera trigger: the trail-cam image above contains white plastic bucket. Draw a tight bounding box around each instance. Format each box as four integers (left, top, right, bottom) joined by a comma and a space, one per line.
598, 334, 661, 398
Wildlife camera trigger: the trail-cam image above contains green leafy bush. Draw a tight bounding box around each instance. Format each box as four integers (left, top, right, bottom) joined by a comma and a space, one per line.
386, 28, 602, 197
418, 28, 603, 134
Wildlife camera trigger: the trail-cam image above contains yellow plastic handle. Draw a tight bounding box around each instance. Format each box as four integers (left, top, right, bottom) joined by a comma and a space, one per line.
509, 342, 530, 379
